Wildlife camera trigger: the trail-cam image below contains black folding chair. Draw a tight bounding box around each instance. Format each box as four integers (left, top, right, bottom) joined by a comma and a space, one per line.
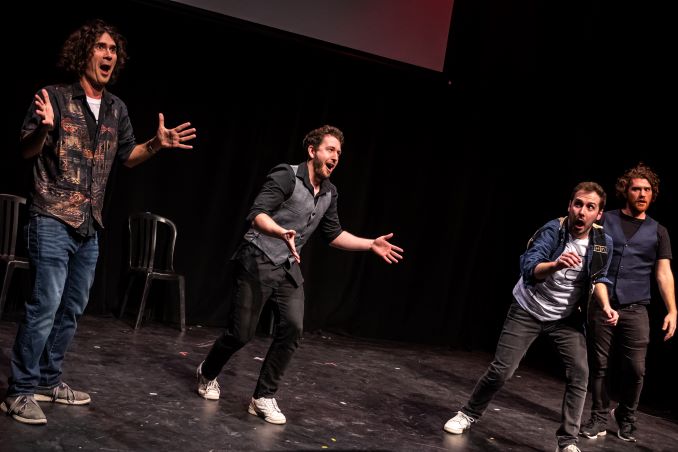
0, 194, 29, 317
118, 212, 186, 331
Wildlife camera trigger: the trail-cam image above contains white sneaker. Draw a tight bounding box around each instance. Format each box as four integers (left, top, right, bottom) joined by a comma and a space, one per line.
556, 445, 581, 452
248, 397, 287, 424
196, 362, 220, 400
444, 411, 474, 434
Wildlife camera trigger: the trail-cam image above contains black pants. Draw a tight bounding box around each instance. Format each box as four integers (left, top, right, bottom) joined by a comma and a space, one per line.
202, 251, 304, 398
462, 301, 588, 448
587, 302, 649, 425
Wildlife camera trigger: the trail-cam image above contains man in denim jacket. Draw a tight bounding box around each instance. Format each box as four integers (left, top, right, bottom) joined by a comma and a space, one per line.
444, 182, 616, 452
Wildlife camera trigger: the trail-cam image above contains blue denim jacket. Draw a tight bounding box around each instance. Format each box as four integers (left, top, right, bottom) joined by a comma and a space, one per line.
520, 217, 613, 309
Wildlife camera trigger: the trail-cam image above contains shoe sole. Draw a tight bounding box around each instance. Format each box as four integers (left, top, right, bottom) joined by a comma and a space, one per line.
197, 390, 220, 401
443, 425, 468, 434
247, 403, 286, 425
580, 431, 606, 439
1, 401, 47, 425
616, 432, 637, 442
33, 394, 91, 405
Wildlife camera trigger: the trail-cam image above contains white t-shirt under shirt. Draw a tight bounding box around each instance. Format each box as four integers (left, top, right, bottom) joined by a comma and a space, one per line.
513, 236, 589, 321
86, 96, 101, 121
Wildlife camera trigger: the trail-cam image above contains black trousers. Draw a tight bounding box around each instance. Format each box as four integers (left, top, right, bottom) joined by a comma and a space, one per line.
202, 251, 304, 398
462, 301, 588, 448
587, 302, 650, 425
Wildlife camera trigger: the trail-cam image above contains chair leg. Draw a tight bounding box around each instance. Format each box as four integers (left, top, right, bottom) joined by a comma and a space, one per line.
0, 263, 16, 318
177, 275, 186, 332
135, 275, 153, 330
119, 273, 136, 319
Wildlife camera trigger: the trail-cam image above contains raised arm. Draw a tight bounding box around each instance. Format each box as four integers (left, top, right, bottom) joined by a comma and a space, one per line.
124, 113, 197, 167
20, 89, 54, 159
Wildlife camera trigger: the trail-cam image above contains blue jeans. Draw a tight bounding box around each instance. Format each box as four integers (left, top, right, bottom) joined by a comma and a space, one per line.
462, 301, 588, 448
8, 215, 99, 395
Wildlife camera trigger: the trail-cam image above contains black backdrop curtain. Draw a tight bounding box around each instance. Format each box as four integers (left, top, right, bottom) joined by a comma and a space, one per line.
2, 0, 675, 415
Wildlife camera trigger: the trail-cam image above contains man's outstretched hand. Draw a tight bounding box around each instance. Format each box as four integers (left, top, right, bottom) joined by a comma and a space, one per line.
370, 233, 404, 264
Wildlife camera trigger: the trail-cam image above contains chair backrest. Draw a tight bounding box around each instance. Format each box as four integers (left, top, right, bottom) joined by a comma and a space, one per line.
128, 212, 178, 273
0, 194, 27, 259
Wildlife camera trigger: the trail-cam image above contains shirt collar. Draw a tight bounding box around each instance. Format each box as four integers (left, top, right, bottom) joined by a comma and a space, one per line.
296, 161, 331, 196
71, 81, 114, 105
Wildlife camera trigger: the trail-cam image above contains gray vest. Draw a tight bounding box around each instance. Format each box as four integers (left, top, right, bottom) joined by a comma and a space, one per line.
244, 165, 332, 265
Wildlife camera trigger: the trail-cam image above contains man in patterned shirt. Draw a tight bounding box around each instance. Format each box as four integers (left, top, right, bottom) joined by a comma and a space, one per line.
1, 19, 196, 425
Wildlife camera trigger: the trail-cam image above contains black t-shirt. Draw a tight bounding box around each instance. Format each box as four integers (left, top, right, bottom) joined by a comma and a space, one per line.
615, 210, 672, 260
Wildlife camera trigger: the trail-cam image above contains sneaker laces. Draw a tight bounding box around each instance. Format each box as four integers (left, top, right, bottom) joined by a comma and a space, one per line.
205, 378, 220, 392
270, 398, 281, 413
458, 411, 474, 425
7, 395, 35, 415
258, 397, 281, 413
52, 383, 76, 403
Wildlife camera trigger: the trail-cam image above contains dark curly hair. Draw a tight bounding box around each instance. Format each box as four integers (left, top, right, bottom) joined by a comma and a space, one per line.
58, 19, 128, 83
302, 125, 344, 156
571, 181, 607, 211
615, 162, 660, 202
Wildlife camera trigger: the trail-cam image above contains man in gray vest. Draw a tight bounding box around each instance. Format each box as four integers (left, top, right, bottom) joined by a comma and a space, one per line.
580, 163, 676, 443
195, 125, 403, 424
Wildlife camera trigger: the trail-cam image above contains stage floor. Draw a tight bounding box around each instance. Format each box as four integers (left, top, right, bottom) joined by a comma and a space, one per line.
1, 316, 676, 451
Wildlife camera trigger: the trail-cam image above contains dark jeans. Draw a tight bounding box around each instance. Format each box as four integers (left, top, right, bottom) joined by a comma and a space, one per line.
202, 251, 304, 398
8, 215, 99, 395
587, 302, 649, 425
462, 301, 588, 448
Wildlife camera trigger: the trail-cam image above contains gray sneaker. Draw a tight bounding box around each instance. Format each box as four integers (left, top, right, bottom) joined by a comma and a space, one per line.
34, 382, 91, 405
1, 395, 47, 425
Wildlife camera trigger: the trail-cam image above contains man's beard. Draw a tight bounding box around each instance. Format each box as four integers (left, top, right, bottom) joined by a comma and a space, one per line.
313, 159, 328, 180
628, 200, 649, 216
